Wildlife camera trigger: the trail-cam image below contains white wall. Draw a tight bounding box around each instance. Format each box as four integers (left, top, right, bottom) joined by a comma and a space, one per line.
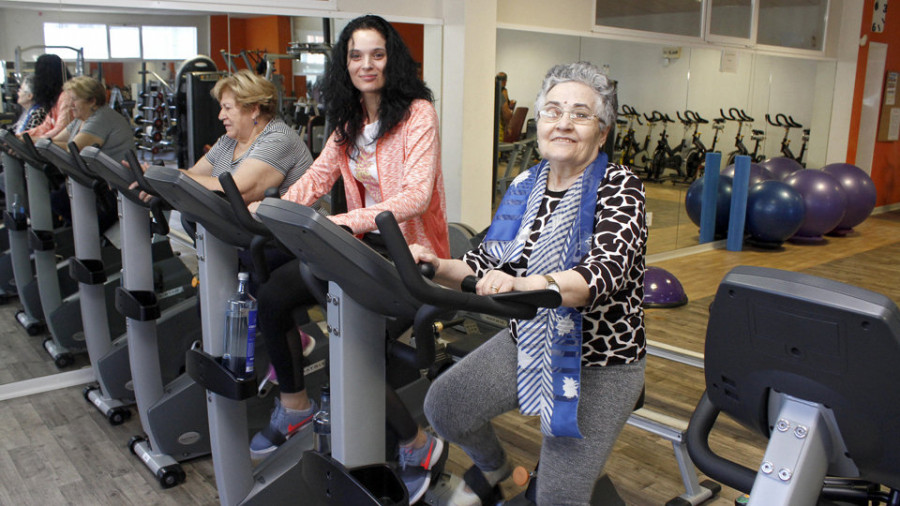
497, 29, 826, 163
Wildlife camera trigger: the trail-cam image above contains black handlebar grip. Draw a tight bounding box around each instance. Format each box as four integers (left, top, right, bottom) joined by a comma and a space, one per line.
461, 276, 477, 293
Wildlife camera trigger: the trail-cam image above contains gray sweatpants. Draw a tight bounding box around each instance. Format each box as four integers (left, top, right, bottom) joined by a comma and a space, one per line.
424, 329, 645, 505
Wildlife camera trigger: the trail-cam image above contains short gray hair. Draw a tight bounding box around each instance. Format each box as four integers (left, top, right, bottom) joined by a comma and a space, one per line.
534, 61, 617, 130
19, 74, 35, 93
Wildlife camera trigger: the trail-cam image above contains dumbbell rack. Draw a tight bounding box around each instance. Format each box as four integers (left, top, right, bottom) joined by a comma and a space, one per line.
134, 63, 175, 161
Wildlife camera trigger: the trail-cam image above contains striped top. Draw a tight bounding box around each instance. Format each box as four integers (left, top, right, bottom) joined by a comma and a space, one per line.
284, 99, 450, 259
206, 118, 313, 196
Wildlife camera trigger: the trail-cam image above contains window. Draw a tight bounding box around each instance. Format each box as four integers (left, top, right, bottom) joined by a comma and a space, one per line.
43, 23, 109, 60
757, 0, 828, 50
594, 0, 703, 38
141, 26, 198, 60
42, 23, 199, 61
109, 26, 141, 59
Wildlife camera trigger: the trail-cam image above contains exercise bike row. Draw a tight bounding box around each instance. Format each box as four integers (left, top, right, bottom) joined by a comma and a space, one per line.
3, 130, 898, 506
0, 129, 716, 505
614, 107, 809, 184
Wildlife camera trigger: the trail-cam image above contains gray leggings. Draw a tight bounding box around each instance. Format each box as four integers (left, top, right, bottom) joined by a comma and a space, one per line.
425, 330, 645, 505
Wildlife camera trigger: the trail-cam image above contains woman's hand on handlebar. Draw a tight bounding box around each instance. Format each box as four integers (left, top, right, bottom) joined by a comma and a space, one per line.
123, 159, 154, 203
409, 244, 441, 274
478, 271, 546, 296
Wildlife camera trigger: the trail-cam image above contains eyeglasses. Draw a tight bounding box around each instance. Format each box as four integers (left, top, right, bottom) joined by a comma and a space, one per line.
538, 105, 603, 126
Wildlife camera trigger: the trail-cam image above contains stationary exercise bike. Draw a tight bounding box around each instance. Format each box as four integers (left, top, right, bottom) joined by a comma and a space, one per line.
683, 110, 710, 182
686, 266, 900, 505
765, 113, 809, 167
648, 112, 685, 182
377, 211, 641, 506
0, 130, 46, 334
632, 111, 662, 177
721, 108, 765, 166
79, 149, 210, 487
616, 104, 643, 169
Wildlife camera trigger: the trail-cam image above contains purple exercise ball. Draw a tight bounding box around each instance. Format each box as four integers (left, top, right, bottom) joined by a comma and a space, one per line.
722, 162, 774, 187
821, 163, 877, 234
783, 169, 848, 240
759, 157, 803, 181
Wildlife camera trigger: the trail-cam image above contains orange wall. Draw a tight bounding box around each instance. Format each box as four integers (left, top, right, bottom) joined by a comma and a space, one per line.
393, 22, 425, 73
848, 1, 900, 206
208, 18, 426, 103
209, 15, 294, 97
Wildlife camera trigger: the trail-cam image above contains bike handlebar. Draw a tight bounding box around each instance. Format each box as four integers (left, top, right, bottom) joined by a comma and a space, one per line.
687, 110, 708, 124
766, 113, 803, 129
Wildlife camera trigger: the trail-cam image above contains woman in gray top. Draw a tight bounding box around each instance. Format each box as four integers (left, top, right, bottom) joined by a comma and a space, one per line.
53, 75, 135, 163
49, 75, 134, 232
177, 69, 311, 203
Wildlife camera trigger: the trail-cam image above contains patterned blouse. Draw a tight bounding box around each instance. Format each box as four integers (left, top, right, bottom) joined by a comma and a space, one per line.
463, 163, 647, 367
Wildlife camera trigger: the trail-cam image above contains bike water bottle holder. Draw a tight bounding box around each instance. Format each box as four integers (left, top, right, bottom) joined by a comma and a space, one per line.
115, 287, 161, 321
28, 229, 55, 251
185, 348, 258, 401
70, 258, 107, 285
3, 210, 28, 231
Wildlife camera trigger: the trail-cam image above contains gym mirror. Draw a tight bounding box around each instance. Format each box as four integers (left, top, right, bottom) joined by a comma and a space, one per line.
496, 28, 837, 255
0, 3, 443, 395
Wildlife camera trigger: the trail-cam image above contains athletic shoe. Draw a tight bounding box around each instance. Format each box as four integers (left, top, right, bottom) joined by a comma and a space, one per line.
299, 329, 316, 357
398, 432, 445, 503
249, 397, 317, 460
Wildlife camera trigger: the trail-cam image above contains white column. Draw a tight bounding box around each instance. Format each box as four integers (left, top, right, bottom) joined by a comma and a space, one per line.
441, 0, 498, 231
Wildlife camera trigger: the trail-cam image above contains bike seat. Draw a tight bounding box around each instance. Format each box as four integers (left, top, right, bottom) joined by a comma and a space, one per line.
751, 129, 764, 135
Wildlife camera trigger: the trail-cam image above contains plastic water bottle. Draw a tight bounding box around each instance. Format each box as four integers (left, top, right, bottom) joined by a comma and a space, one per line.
313, 385, 331, 454
11, 193, 25, 224
222, 272, 257, 377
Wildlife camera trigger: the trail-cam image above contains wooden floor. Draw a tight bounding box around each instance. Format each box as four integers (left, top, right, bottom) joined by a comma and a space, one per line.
1, 210, 899, 505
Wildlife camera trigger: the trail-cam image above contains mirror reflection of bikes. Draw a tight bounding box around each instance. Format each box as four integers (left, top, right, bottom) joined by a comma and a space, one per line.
612, 104, 811, 186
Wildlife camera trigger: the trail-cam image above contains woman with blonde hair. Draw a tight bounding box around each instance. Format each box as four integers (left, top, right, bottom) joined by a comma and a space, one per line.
175, 69, 312, 201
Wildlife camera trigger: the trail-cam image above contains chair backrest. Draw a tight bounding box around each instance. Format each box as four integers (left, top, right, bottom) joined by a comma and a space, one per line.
505, 107, 529, 143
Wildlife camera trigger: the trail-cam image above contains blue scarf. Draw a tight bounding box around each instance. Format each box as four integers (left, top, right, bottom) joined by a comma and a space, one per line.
483, 152, 607, 438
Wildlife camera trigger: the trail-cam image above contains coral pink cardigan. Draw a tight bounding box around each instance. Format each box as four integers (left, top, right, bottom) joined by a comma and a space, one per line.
26, 92, 74, 139
284, 99, 450, 259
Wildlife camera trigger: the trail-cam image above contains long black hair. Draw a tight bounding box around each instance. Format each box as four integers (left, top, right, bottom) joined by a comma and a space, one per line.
32, 54, 70, 109
321, 15, 433, 159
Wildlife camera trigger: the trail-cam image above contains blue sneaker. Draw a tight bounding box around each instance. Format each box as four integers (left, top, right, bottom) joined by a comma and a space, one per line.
250, 397, 317, 460
398, 432, 445, 503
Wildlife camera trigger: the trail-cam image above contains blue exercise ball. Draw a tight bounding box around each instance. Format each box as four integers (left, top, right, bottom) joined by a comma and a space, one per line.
685, 175, 733, 237
759, 157, 803, 181
722, 162, 774, 187
783, 169, 847, 240
745, 180, 806, 245
821, 163, 877, 235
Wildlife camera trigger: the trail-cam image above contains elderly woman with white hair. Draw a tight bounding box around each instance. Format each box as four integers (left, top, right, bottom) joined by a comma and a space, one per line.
410, 61, 647, 505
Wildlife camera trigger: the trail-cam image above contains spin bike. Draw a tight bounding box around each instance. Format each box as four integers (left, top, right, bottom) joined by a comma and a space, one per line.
720, 108, 765, 166
648, 112, 688, 182
632, 111, 662, 177
616, 104, 643, 169
683, 111, 710, 182
765, 113, 808, 167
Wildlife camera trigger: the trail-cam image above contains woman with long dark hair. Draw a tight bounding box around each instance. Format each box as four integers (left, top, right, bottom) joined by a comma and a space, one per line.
249, 15, 449, 502
24, 53, 73, 139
